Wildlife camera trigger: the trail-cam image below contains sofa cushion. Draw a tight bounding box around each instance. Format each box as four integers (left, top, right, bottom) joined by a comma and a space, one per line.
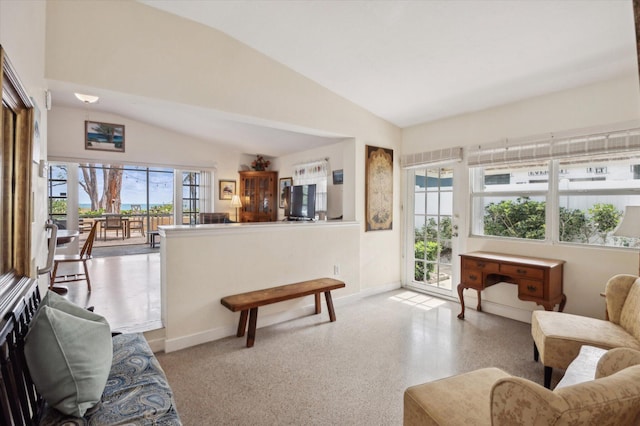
39, 333, 182, 425
24, 305, 112, 417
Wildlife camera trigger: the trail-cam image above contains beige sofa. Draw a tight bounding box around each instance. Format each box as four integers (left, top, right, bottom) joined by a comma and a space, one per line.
531, 274, 640, 387
404, 347, 640, 425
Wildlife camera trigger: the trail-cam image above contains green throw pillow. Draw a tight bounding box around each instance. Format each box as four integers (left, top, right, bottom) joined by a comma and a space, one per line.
24, 304, 112, 417
40, 290, 106, 323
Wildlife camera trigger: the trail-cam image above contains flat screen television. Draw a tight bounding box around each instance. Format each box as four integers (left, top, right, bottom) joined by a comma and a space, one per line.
284, 184, 316, 221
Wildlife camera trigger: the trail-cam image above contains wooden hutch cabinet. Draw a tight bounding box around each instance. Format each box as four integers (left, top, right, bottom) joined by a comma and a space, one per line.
238, 171, 278, 222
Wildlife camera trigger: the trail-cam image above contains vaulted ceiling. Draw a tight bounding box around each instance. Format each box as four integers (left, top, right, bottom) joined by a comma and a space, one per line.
49, 1, 638, 156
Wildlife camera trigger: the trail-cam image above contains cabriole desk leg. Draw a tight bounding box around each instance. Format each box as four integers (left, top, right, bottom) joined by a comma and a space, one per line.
457, 283, 466, 319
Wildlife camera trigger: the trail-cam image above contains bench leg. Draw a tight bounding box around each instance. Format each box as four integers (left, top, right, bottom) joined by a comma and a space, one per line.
237, 310, 248, 337
247, 307, 258, 348
315, 293, 321, 314
325, 291, 336, 322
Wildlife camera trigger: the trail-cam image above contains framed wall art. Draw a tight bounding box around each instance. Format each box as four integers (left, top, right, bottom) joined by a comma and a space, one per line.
219, 180, 236, 200
85, 121, 125, 152
279, 177, 292, 208
365, 145, 393, 231
332, 169, 343, 185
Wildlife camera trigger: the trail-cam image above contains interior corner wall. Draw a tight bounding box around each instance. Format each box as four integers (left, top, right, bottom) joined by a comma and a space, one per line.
401, 74, 640, 321
1, 0, 50, 291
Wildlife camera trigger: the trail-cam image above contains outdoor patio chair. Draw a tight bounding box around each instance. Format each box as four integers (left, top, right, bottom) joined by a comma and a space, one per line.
102, 214, 126, 240
127, 205, 145, 237
79, 218, 93, 234
50, 221, 98, 291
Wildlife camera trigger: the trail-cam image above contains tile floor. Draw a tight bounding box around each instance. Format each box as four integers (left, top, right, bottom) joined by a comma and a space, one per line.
59, 253, 162, 333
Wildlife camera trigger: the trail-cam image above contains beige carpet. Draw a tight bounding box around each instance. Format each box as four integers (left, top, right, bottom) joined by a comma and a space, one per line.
156, 289, 558, 425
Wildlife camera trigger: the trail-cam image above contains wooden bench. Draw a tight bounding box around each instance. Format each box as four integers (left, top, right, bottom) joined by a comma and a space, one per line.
221, 277, 345, 347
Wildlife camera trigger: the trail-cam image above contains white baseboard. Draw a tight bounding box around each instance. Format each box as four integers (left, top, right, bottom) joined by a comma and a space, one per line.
160, 281, 410, 353
464, 298, 534, 323
164, 304, 323, 353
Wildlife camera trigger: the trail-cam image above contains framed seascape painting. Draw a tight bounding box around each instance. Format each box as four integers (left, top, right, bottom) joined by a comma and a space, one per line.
85, 121, 125, 152
279, 177, 292, 208
365, 145, 393, 231
219, 180, 236, 200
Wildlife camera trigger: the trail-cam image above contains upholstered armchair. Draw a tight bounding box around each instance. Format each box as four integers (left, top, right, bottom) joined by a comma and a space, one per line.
531, 274, 640, 388
404, 347, 640, 425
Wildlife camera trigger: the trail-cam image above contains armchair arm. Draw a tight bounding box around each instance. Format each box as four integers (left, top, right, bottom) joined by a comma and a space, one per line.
605, 274, 638, 324
596, 347, 640, 379
491, 377, 566, 425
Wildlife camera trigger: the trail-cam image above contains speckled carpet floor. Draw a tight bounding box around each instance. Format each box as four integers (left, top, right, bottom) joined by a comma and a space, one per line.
156, 289, 558, 425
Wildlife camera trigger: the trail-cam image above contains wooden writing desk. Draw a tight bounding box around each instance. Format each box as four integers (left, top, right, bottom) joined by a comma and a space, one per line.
457, 251, 566, 319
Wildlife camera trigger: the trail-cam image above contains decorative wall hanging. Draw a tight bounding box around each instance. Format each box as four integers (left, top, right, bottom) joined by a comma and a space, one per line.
365, 145, 393, 231
219, 180, 236, 200
279, 177, 292, 208
85, 121, 125, 152
332, 169, 343, 185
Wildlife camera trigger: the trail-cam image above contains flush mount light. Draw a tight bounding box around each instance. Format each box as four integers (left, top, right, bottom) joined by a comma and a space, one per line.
74, 93, 99, 104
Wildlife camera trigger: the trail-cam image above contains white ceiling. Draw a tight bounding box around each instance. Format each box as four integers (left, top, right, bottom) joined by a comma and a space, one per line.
50, 0, 638, 157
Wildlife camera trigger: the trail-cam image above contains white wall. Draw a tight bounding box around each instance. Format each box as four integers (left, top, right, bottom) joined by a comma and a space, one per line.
402, 75, 640, 322
0, 0, 50, 289
161, 222, 360, 352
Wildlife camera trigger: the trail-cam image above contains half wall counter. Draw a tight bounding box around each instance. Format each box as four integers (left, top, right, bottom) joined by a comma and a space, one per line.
159, 221, 360, 352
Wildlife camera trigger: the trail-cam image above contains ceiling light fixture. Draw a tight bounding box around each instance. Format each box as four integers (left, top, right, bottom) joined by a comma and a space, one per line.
74, 93, 99, 104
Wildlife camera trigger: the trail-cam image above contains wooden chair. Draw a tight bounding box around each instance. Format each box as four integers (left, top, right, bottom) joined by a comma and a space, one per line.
102, 213, 126, 240
128, 205, 145, 237
50, 221, 98, 291
79, 218, 93, 234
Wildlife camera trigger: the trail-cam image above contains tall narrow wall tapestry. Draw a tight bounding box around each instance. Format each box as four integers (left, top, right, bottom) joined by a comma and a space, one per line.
365, 145, 393, 231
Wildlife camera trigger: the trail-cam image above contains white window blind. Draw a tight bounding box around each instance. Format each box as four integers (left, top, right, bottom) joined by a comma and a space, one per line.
468, 127, 640, 167
401, 147, 463, 169
293, 159, 328, 212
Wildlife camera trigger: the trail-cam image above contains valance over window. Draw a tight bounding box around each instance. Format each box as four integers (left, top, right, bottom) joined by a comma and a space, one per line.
401, 147, 463, 169
468, 125, 640, 167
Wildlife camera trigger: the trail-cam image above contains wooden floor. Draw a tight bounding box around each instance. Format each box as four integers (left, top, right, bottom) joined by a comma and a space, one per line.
59, 252, 162, 333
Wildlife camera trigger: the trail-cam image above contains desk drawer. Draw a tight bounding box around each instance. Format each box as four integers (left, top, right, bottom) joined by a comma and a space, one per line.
501, 264, 544, 280
461, 269, 483, 289
518, 279, 544, 298
462, 258, 499, 274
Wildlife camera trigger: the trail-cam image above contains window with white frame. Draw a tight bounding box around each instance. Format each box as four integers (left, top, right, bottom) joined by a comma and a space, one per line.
470, 127, 640, 247
293, 160, 328, 214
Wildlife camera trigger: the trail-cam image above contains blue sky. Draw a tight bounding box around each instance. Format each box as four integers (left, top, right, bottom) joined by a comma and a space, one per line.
77, 168, 174, 206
